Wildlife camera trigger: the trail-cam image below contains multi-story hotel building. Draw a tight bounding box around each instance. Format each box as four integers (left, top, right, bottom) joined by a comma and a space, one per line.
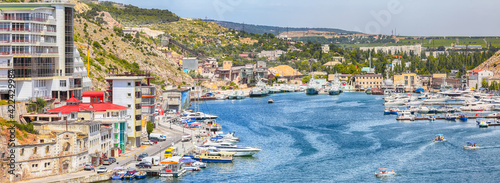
0, 1, 90, 101
106, 73, 145, 148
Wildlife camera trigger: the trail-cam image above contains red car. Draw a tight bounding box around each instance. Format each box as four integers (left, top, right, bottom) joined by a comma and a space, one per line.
149, 139, 158, 144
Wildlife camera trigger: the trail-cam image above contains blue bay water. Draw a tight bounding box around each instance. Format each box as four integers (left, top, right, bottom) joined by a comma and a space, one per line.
112, 92, 500, 182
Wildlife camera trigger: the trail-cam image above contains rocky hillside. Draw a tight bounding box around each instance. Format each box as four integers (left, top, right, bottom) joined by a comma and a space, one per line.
475, 49, 500, 75
74, 2, 193, 90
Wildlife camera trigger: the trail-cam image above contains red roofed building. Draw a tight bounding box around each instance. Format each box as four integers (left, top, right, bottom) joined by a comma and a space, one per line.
45, 95, 129, 154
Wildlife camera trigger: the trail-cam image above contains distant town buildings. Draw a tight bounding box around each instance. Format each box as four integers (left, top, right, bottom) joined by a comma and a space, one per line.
467, 69, 493, 89
352, 74, 383, 90
257, 50, 285, 61
360, 45, 422, 56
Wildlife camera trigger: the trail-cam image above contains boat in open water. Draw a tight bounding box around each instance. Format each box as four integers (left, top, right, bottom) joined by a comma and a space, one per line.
463, 142, 480, 150
375, 168, 396, 177
434, 134, 446, 142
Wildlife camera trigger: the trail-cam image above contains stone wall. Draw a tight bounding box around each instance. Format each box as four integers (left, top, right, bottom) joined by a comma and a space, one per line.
0, 102, 28, 122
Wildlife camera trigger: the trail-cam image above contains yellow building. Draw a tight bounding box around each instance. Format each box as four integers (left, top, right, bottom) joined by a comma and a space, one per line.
352, 74, 383, 90
223, 61, 233, 70
432, 73, 447, 79
393, 72, 420, 92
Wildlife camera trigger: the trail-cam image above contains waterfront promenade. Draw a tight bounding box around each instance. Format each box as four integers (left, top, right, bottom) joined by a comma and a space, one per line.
17, 116, 206, 183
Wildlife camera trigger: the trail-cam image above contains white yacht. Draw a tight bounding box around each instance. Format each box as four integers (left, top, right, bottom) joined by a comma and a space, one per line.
396, 111, 416, 121
460, 101, 491, 111
201, 141, 262, 157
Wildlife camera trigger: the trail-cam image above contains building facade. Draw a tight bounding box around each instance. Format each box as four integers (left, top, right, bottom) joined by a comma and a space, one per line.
352, 74, 383, 90
0, 1, 90, 101
393, 72, 420, 92
10, 131, 89, 181
106, 74, 144, 148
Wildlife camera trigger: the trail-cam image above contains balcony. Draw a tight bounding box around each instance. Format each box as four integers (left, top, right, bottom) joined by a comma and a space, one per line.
1, 17, 48, 22
0, 51, 11, 55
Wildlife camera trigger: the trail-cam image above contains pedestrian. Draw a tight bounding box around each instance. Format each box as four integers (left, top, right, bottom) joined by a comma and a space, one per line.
92, 166, 95, 172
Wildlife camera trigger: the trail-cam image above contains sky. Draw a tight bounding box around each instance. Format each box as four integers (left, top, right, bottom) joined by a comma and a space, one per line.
108, 0, 500, 36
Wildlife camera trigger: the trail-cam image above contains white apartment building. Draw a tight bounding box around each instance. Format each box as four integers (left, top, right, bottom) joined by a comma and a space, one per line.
360, 45, 422, 56
106, 74, 144, 148
0, 1, 90, 101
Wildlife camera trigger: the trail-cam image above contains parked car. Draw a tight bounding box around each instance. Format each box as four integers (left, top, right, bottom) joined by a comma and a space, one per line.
135, 162, 152, 168
140, 153, 148, 157
141, 141, 153, 145
102, 159, 111, 165
96, 166, 108, 173
108, 157, 116, 163
149, 139, 158, 144
84, 163, 93, 171
182, 134, 191, 142
137, 155, 145, 161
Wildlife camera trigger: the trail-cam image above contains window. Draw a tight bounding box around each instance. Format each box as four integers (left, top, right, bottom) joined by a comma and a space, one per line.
45, 146, 49, 153
60, 80, 66, 87
127, 93, 131, 97
45, 162, 50, 167
20, 148, 24, 156
127, 82, 131, 86
128, 104, 131, 108
135, 115, 141, 120
135, 126, 142, 131
33, 147, 37, 154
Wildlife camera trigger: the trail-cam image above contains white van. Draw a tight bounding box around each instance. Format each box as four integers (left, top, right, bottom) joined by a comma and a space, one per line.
142, 156, 160, 166
149, 133, 167, 141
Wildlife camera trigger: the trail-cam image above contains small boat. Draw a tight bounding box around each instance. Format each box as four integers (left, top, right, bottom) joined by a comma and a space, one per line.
111, 171, 126, 180
160, 156, 187, 177
124, 172, 135, 179
463, 142, 480, 150
180, 157, 200, 171
384, 108, 391, 115
134, 171, 147, 179
428, 115, 436, 121
458, 114, 467, 121
479, 121, 489, 128
193, 161, 207, 168
396, 111, 415, 121
434, 134, 446, 142
375, 168, 396, 177
268, 99, 274, 103
389, 108, 400, 115
445, 113, 458, 120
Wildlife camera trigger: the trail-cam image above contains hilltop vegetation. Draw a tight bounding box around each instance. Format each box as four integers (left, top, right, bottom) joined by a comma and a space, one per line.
206, 20, 361, 35
81, 0, 179, 26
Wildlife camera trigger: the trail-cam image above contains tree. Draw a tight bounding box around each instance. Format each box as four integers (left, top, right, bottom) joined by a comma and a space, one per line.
481, 78, 489, 89
302, 75, 311, 84
146, 120, 154, 138
437, 46, 445, 51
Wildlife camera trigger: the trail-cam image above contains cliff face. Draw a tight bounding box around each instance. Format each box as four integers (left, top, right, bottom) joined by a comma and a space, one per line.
475, 50, 500, 75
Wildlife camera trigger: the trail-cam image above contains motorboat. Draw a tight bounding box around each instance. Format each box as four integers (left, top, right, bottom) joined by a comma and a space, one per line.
423, 95, 450, 103
445, 113, 458, 120
268, 98, 274, 103
396, 111, 415, 121
428, 115, 436, 121
180, 157, 200, 171
428, 107, 438, 113
134, 171, 147, 179
434, 134, 446, 142
249, 79, 269, 97
384, 99, 406, 106
486, 112, 500, 118
123, 172, 135, 180
460, 101, 491, 111
201, 141, 262, 157
211, 131, 240, 143
405, 100, 423, 106
463, 142, 480, 150
384, 108, 391, 115
389, 108, 400, 115
182, 112, 218, 120
375, 168, 396, 177
193, 161, 207, 168
418, 106, 430, 113
111, 171, 126, 180
457, 114, 468, 121
479, 120, 489, 128
365, 88, 372, 95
